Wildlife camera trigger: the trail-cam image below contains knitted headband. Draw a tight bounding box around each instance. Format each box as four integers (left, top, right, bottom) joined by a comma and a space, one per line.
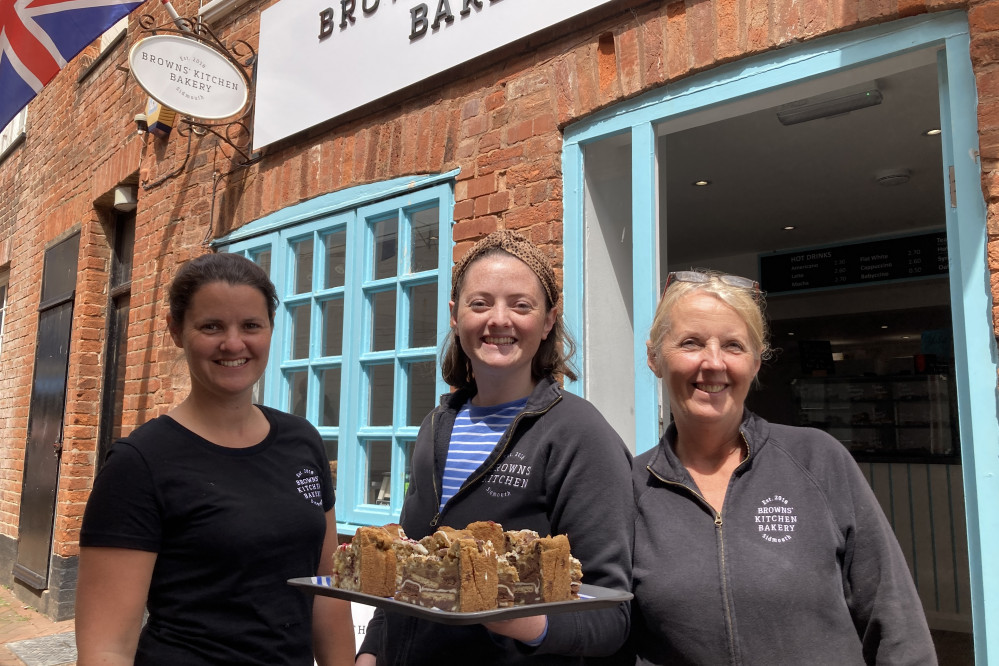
451, 230, 559, 306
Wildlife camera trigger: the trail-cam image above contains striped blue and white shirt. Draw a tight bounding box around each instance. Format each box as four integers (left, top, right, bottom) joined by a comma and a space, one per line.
438, 397, 527, 510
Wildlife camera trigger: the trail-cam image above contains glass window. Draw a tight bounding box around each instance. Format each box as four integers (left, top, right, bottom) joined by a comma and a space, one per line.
324, 230, 347, 289
366, 440, 393, 505
373, 217, 398, 280
222, 181, 452, 528
0, 269, 8, 359
322, 298, 344, 356
410, 283, 437, 348
0, 108, 27, 159
97, 212, 135, 467
99, 16, 127, 51
371, 290, 396, 351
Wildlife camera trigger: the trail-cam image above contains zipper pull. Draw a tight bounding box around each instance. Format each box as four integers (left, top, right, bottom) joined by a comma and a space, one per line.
430, 513, 440, 528
714, 514, 723, 527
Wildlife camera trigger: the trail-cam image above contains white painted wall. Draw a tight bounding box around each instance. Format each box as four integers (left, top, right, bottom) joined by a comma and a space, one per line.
582, 136, 636, 450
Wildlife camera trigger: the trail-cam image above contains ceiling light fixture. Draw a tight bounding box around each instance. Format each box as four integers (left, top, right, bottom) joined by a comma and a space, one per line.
782, 225, 796, 231
924, 128, 942, 136
692, 180, 711, 186
776, 90, 883, 126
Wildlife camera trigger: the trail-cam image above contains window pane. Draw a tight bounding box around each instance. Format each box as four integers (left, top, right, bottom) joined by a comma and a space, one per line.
99, 15, 126, 50
289, 370, 308, 418
371, 290, 396, 352
366, 440, 392, 504
410, 283, 437, 348
248, 250, 270, 407
369, 364, 394, 426
325, 229, 347, 289
112, 216, 135, 287
290, 304, 311, 359
251, 249, 271, 276
293, 237, 314, 294
252, 374, 265, 405
410, 207, 439, 273
107, 295, 130, 445
403, 441, 414, 498
326, 439, 339, 487
321, 367, 341, 427
0, 282, 6, 336
373, 217, 398, 280
42, 233, 79, 302
322, 298, 344, 356
408, 361, 436, 426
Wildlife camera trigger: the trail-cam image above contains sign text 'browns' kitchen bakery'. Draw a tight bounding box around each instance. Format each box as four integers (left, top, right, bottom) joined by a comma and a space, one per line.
253, 0, 615, 150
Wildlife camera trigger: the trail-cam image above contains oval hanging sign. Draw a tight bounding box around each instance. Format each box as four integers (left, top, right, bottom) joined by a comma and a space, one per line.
129, 34, 249, 120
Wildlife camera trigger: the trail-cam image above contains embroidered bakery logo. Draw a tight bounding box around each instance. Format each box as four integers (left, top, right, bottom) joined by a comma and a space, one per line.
484, 451, 531, 499
295, 467, 323, 507
755, 495, 798, 543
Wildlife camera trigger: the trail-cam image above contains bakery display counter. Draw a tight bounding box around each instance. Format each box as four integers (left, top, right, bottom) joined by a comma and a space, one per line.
791, 374, 958, 463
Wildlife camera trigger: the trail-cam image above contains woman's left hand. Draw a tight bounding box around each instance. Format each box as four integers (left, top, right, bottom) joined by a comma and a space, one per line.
483, 615, 547, 644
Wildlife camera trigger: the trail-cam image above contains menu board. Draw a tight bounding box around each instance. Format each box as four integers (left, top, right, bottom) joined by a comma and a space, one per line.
759, 231, 948, 294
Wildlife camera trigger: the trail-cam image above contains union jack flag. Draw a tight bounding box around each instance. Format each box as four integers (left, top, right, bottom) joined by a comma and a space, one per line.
0, 0, 146, 131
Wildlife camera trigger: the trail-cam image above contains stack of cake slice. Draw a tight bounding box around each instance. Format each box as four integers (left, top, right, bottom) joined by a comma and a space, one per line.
330, 523, 427, 597
331, 520, 583, 612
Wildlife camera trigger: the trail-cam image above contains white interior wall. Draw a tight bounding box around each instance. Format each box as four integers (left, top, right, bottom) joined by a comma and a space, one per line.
582, 137, 636, 449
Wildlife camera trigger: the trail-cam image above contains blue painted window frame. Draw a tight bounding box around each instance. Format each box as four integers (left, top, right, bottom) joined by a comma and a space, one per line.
562, 11, 997, 661
216, 172, 457, 533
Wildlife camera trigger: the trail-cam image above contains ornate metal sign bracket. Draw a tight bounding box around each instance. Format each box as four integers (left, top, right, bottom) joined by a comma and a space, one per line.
135, 13, 260, 167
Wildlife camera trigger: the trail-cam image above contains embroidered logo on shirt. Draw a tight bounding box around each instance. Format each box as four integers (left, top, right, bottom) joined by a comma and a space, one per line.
295, 467, 323, 507
483, 450, 532, 498
756, 495, 797, 543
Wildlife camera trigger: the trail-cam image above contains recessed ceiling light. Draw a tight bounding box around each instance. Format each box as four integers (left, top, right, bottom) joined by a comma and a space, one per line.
782, 225, 796, 231
881, 325, 888, 329
901, 335, 910, 339
787, 332, 795, 336
924, 128, 941, 136
692, 180, 711, 186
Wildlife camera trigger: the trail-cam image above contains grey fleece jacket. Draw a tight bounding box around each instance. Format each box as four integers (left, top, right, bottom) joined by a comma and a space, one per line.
359, 376, 634, 665
630, 410, 936, 665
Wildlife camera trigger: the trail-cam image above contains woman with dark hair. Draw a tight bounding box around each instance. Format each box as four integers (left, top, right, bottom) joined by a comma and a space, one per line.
76, 253, 355, 665
356, 230, 634, 665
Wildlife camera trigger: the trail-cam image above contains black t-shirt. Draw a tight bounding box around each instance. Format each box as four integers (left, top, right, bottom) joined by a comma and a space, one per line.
80, 405, 334, 665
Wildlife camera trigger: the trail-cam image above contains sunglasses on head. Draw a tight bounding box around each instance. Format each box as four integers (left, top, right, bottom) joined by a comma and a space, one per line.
662, 270, 760, 298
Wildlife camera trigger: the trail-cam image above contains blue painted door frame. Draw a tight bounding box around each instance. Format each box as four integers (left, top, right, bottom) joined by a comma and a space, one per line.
563, 11, 997, 662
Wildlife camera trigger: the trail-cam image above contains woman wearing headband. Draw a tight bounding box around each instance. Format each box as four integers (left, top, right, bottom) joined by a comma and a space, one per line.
629, 270, 935, 664
356, 230, 634, 665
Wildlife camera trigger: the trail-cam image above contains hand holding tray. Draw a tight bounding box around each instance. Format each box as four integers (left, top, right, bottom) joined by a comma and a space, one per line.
288, 576, 632, 626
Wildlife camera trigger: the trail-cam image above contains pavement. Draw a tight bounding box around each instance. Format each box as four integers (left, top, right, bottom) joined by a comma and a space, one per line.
0, 586, 75, 666
0, 581, 974, 665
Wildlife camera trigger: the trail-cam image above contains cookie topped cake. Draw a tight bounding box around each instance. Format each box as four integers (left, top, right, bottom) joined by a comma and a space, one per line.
331, 521, 582, 612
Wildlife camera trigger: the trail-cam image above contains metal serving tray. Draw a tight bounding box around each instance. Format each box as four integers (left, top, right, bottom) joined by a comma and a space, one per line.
288, 576, 632, 626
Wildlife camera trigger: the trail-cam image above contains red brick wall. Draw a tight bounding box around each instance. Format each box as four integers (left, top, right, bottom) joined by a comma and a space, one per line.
970, 1, 999, 334
1, 0, 996, 571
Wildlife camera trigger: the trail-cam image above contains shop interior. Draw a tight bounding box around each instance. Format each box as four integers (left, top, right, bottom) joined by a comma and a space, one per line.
659, 50, 957, 465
